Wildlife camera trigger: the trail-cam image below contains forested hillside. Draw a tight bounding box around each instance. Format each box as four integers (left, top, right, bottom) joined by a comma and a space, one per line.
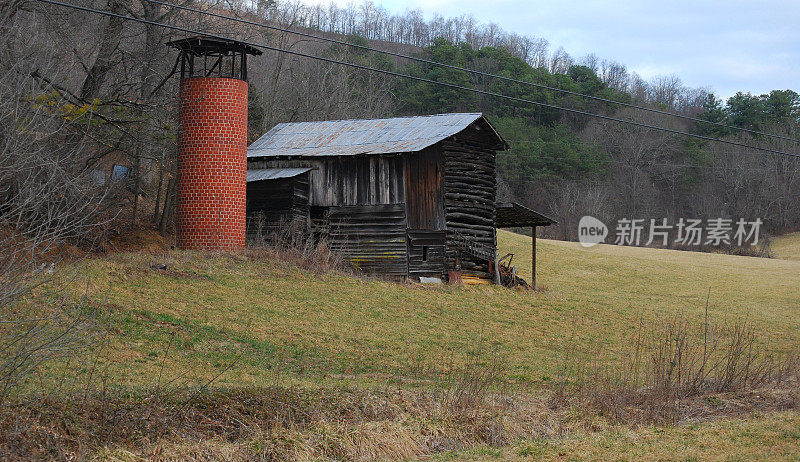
2, 0, 798, 247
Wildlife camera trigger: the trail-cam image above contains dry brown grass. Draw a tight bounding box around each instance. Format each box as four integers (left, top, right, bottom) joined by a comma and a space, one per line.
3, 231, 799, 460
551, 311, 800, 426
771, 231, 800, 260
1, 324, 798, 461
246, 218, 344, 275
0, 361, 536, 460
2, 382, 796, 460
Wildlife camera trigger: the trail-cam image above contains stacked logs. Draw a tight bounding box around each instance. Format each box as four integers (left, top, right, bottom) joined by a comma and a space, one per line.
440, 134, 497, 278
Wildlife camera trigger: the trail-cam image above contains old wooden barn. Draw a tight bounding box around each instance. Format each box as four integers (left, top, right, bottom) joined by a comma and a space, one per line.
246, 113, 553, 283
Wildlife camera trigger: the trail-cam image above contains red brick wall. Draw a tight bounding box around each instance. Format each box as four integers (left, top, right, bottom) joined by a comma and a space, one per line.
176, 77, 248, 251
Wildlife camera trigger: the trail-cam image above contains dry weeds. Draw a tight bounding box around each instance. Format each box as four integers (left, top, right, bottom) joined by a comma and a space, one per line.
1, 326, 797, 461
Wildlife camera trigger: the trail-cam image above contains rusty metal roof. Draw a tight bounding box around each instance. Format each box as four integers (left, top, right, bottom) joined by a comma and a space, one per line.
496, 202, 557, 228
247, 113, 508, 158
246, 168, 312, 182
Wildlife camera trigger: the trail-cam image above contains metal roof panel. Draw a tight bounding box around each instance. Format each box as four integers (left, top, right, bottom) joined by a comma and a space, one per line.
246, 168, 313, 182
247, 113, 507, 158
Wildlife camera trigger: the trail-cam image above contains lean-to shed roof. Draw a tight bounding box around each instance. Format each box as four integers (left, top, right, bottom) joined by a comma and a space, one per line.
246, 168, 313, 182
495, 202, 557, 228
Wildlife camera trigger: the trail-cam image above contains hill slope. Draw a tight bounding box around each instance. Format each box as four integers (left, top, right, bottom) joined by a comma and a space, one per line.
59, 230, 800, 390
772, 231, 800, 260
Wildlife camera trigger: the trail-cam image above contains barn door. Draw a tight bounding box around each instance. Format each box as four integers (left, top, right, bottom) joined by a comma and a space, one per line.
406, 229, 446, 280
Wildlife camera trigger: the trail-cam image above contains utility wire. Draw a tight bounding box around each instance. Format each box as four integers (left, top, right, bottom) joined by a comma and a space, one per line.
515, 156, 785, 172
143, 0, 800, 145
32, 0, 800, 159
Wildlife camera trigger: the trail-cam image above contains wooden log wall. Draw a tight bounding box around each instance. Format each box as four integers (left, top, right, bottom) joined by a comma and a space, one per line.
325, 203, 408, 278
248, 123, 501, 280
440, 133, 497, 278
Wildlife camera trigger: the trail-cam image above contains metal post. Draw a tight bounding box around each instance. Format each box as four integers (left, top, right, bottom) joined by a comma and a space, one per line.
531, 226, 537, 290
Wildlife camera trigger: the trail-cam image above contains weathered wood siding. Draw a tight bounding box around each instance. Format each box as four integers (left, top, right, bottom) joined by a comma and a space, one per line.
407, 229, 447, 279
404, 147, 445, 230
245, 175, 309, 236
440, 133, 497, 278
248, 157, 404, 207
326, 204, 408, 278
248, 157, 408, 277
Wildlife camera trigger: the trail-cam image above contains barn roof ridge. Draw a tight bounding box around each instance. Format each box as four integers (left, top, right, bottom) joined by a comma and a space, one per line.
271, 112, 484, 125
247, 112, 508, 158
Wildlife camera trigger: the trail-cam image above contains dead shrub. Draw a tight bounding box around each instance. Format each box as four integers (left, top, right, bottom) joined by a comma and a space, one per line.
246, 215, 343, 274
552, 306, 800, 424
723, 234, 773, 258
2, 316, 796, 460
435, 348, 513, 446
0, 381, 517, 460
0, 57, 108, 404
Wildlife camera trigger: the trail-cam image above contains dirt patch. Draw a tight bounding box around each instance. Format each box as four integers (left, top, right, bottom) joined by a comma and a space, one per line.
107, 227, 172, 254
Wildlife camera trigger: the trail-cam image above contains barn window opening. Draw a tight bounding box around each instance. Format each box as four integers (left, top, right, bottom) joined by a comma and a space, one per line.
422, 246, 429, 261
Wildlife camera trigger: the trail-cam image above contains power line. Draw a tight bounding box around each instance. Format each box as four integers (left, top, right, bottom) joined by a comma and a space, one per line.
31, 0, 800, 159
502, 152, 786, 171
142, 0, 800, 145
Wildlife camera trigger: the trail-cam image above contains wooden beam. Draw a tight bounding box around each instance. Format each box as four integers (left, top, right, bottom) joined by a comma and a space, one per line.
531, 226, 537, 290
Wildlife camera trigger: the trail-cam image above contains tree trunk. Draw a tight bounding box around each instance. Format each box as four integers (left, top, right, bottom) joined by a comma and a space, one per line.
80, 0, 129, 100
158, 175, 175, 236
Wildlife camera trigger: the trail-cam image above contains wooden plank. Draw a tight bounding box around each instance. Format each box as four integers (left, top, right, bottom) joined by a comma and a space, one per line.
326, 203, 409, 278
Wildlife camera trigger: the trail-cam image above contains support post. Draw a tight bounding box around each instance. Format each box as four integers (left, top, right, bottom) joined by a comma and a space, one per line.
531, 226, 537, 290
493, 252, 501, 285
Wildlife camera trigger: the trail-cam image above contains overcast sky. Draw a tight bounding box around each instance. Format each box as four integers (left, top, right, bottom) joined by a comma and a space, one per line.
301, 0, 798, 100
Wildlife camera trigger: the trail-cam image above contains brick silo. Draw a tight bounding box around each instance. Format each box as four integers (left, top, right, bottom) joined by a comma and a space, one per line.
167, 37, 262, 251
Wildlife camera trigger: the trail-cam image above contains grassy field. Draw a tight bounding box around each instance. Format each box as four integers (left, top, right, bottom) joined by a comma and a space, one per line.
772, 231, 800, 261
437, 411, 800, 461
51, 229, 800, 391
16, 230, 798, 459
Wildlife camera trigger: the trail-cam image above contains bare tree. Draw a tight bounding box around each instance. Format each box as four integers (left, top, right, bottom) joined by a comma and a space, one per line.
581, 108, 685, 219
599, 59, 628, 92
648, 75, 683, 109
581, 53, 599, 73
0, 14, 108, 401
544, 181, 613, 240
549, 46, 573, 75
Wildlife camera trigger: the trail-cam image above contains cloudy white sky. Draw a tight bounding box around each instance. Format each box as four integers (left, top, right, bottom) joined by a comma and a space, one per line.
301, 0, 799, 100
